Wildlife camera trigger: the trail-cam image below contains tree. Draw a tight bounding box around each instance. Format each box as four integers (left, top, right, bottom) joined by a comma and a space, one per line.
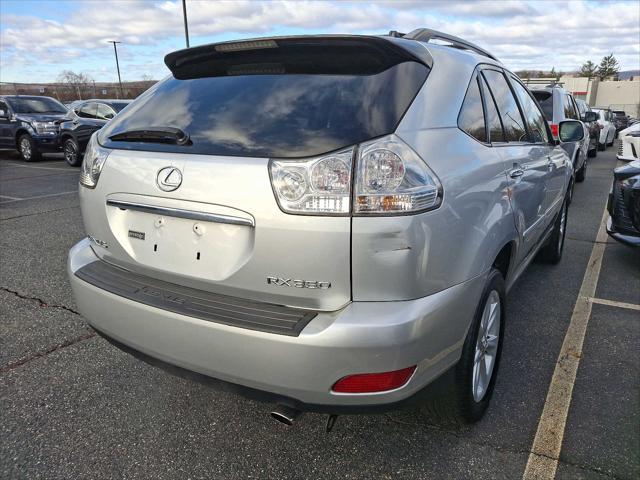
141, 73, 154, 81
57, 70, 94, 100
597, 54, 620, 80
579, 60, 598, 79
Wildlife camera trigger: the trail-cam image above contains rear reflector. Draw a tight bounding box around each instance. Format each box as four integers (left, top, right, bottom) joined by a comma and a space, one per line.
331, 366, 416, 393
550, 123, 559, 138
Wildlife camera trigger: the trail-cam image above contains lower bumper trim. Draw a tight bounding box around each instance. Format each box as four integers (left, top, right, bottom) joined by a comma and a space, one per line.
75, 260, 317, 336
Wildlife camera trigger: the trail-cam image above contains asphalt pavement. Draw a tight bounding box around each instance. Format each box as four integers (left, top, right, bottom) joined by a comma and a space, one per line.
0, 147, 638, 480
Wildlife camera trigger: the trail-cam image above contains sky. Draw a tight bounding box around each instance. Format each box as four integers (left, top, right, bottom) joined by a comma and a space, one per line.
1, 0, 639, 83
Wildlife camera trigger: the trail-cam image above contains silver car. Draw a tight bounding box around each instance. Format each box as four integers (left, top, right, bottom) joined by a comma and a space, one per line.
68, 29, 584, 425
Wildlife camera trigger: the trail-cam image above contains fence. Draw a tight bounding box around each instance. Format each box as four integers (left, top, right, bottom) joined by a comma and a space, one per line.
0, 81, 156, 102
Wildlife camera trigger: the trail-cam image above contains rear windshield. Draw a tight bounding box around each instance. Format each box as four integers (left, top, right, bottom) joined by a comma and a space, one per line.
531, 90, 553, 121
99, 62, 429, 158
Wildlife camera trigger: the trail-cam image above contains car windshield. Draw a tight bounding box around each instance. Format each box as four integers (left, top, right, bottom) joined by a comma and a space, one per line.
531, 90, 553, 121
6, 97, 67, 114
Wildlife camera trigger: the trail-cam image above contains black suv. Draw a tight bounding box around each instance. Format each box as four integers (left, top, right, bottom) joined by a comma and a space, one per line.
59, 99, 131, 166
607, 160, 640, 246
612, 110, 629, 133
0, 95, 68, 161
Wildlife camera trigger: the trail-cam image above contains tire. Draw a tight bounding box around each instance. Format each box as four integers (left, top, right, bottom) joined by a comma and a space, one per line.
63, 137, 82, 167
575, 159, 587, 183
537, 198, 568, 264
588, 142, 597, 158
566, 177, 575, 205
18, 134, 41, 162
421, 268, 505, 425
598, 142, 606, 151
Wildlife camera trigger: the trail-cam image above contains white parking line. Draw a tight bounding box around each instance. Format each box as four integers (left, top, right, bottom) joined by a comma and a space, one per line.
0, 194, 23, 200
0, 190, 77, 204
588, 297, 640, 312
4, 162, 71, 171
523, 203, 609, 480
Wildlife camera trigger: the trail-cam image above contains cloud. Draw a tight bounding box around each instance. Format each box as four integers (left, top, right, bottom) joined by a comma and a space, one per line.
1, 0, 639, 82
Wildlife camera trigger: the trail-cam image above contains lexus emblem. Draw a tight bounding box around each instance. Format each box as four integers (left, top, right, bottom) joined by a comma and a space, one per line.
156, 167, 183, 192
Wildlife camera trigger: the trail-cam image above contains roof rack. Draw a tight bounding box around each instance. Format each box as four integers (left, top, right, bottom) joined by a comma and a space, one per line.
396, 28, 499, 62
520, 78, 564, 87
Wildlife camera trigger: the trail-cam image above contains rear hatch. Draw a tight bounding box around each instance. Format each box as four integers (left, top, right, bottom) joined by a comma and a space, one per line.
84, 36, 429, 312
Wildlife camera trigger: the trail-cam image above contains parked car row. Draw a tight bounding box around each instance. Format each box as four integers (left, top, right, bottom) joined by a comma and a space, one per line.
67, 28, 591, 427
0, 95, 130, 164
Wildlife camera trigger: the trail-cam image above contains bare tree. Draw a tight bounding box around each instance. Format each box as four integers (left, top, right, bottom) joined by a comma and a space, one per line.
57, 70, 95, 100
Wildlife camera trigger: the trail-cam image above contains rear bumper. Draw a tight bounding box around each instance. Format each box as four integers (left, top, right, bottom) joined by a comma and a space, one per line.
68, 238, 485, 409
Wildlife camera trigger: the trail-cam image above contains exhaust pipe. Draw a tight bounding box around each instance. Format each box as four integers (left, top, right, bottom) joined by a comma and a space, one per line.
270, 405, 302, 426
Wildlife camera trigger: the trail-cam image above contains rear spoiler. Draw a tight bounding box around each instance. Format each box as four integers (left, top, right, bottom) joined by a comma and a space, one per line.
164, 35, 431, 80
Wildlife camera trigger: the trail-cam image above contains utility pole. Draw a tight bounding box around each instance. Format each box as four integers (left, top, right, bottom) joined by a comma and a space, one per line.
182, 0, 190, 48
108, 40, 124, 98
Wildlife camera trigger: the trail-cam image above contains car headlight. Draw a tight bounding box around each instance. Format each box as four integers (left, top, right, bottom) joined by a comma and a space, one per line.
32, 121, 58, 135
79, 134, 110, 189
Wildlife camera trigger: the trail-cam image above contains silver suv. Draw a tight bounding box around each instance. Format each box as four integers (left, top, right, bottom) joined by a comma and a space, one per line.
68, 29, 584, 424
530, 84, 593, 185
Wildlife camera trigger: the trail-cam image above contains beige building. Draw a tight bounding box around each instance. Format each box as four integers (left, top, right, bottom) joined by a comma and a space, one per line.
559, 75, 640, 117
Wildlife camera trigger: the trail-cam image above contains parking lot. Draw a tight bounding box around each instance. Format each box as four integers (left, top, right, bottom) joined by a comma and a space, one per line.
0, 146, 638, 479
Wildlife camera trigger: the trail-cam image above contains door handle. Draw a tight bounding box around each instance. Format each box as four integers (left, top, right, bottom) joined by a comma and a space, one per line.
509, 168, 524, 179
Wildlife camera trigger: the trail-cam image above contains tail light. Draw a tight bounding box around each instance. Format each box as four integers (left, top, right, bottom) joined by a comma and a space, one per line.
550, 123, 559, 138
332, 366, 416, 393
269, 135, 442, 216
269, 148, 353, 214
79, 133, 111, 189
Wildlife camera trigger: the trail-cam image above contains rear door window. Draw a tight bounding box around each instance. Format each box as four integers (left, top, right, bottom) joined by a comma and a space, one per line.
458, 75, 486, 142
78, 103, 98, 119
531, 91, 553, 121
96, 103, 117, 120
100, 61, 429, 158
481, 69, 527, 142
478, 75, 504, 142
564, 95, 578, 119
509, 78, 550, 143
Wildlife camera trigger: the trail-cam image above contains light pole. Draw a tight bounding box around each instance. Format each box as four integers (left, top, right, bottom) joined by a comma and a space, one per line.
108, 40, 124, 98
182, 0, 190, 48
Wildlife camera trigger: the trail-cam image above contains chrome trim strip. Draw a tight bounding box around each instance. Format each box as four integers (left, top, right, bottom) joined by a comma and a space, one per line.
106, 199, 255, 227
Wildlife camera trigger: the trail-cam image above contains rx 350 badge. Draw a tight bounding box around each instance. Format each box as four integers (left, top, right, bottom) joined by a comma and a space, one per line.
267, 276, 331, 290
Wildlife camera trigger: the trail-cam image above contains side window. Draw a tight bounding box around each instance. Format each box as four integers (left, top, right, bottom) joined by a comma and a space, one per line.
0, 101, 8, 114
458, 75, 487, 142
482, 69, 527, 142
510, 78, 550, 144
96, 103, 116, 120
563, 95, 577, 119
478, 75, 505, 142
78, 103, 97, 119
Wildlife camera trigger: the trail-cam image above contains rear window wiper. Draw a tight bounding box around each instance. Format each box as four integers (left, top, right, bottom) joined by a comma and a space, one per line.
109, 127, 191, 145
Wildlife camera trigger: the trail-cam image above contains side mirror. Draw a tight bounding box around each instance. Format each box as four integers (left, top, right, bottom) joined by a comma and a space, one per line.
582, 111, 598, 123
0, 109, 8, 119
559, 120, 585, 143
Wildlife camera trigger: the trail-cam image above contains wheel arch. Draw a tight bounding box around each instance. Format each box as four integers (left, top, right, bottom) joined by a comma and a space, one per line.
14, 128, 30, 149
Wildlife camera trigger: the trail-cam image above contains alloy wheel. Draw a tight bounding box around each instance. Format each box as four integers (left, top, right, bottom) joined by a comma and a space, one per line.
20, 138, 32, 160
472, 290, 501, 402
64, 141, 77, 165
558, 203, 567, 255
